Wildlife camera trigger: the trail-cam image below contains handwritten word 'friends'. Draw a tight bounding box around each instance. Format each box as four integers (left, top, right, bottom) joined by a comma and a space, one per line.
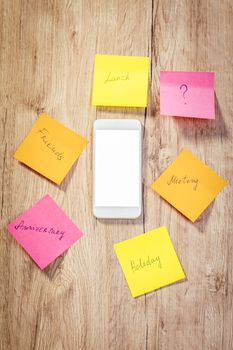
37, 128, 64, 160
14, 220, 65, 240
167, 175, 199, 190
130, 256, 162, 273
104, 72, 130, 84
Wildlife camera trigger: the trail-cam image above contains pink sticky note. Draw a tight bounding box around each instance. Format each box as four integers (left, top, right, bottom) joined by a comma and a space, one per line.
7, 195, 83, 269
160, 71, 215, 119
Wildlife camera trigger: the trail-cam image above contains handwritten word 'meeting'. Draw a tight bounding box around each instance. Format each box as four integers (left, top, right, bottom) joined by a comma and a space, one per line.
130, 256, 162, 273
14, 220, 65, 240
37, 128, 64, 160
104, 72, 130, 84
167, 175, 199, 191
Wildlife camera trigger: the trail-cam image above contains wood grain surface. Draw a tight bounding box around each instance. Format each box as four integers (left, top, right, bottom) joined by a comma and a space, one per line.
0, 1, 232, 349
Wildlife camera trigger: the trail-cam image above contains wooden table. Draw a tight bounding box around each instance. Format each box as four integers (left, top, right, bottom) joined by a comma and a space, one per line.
0, 1, 232, 349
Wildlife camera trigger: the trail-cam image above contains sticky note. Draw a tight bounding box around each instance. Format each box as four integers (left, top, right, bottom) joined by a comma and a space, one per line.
114, 226, 185, 297
7, 195, 83, 269
14, 113, 88, 184
160, 71, 215, 119
151, 149, 226, 222
92, 54, 149, 107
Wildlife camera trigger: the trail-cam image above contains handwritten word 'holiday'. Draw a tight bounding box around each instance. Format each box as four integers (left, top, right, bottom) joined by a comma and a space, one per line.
130, 256, 162, 273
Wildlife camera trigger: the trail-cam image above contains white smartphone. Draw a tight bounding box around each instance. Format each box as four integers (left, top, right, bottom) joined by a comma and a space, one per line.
93, 119, 142, 219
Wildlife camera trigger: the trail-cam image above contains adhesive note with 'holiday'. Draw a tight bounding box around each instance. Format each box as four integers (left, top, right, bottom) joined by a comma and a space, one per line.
114, 226, 185, 297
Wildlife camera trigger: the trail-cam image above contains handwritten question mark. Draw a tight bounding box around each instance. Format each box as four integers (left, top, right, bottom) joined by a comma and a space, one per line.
180, 84, 188, 104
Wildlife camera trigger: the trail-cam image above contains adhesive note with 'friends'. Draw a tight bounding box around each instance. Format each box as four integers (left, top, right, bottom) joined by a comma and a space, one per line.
14, 113, 88, 184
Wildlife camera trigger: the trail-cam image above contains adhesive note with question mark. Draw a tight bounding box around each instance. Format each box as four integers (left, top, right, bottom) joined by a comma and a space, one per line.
179, 84, 188, 104
160, 71, 215, 119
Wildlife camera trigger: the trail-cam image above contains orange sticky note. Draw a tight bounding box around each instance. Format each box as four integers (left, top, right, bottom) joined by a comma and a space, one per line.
14, 113, 88, 184
151, 149, 226, 222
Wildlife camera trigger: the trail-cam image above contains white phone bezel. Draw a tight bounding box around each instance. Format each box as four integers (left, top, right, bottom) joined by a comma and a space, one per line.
93, 119, 142, 219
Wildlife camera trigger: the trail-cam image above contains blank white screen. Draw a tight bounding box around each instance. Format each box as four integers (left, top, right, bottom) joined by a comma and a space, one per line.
94, 130, 140, 207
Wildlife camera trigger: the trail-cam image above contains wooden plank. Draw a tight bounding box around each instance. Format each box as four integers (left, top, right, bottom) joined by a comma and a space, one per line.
144, 1, 233, 349
0, 1, 151, 349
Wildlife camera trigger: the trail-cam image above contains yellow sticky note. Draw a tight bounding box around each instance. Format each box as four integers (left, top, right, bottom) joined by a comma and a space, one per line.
114, 226, 185, 297
151, 149, 226, 222
14, 113, 88, 185
92, 54, 149, 107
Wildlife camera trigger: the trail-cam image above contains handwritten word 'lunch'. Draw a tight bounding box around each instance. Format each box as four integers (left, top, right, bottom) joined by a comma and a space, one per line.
104, 72, 130, 84
167, 175, 199, 190
37, 128, 64, 160
130, 256, 162, 273
14, 220, 65, 240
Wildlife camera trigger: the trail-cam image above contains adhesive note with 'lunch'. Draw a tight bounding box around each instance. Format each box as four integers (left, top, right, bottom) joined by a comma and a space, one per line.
92, 54, 149, 107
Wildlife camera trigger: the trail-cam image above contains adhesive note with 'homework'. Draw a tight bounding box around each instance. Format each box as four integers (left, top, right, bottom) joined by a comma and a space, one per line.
92, 54, 149, 107
151, 149, 226, 222
7, 195, 84, 269
14, 113, 88, 184
114, 226, 185, 297
160, 71, 215, 119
